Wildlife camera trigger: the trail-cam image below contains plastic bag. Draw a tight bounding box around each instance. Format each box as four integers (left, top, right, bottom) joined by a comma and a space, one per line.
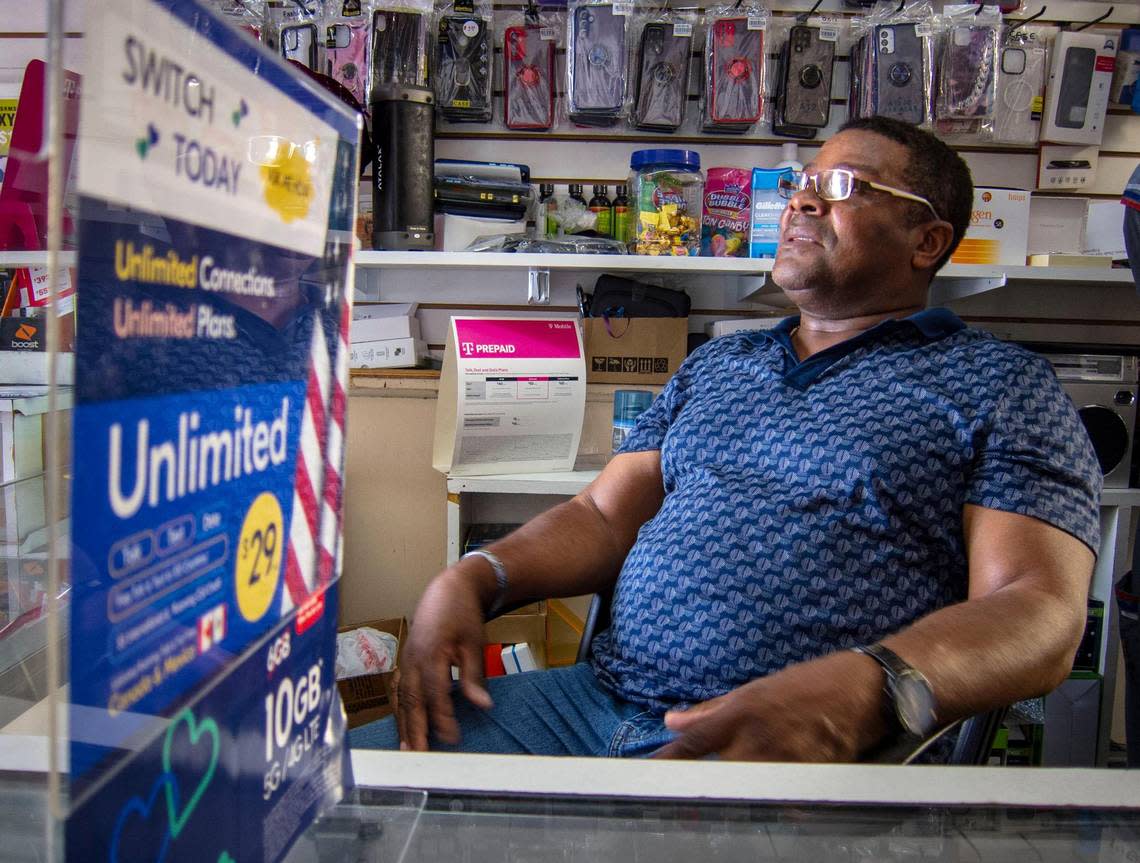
435, 0, 495, 122
631, 8, 697, 131
322, 1, 373, 107
502, 4, 563, 130
933, 4, 1000, 140
335, 627, 399, 680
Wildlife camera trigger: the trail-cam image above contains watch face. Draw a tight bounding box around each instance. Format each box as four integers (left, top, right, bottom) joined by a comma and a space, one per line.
894, 670, 938, 737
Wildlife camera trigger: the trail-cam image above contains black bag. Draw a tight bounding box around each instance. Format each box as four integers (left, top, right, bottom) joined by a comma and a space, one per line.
581, 274, 691, 318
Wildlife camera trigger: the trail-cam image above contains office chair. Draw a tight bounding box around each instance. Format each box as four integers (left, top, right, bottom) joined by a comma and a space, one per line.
572, 592, 1006, 766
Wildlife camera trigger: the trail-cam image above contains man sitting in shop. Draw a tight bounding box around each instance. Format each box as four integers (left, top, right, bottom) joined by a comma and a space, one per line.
351, 117, 1101, 761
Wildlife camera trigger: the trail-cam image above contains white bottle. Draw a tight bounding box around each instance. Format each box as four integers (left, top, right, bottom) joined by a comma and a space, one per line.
774, 143, 803, 171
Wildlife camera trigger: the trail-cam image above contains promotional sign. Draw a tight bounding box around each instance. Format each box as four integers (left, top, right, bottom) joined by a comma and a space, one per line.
66, 1, 361, 860
433, 317, 585, 476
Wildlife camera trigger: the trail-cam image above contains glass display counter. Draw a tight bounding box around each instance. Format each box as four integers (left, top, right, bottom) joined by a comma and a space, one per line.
5, 754, 1140, 862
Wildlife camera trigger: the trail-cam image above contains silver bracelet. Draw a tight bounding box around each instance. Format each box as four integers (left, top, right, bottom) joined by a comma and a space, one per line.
461, 549, 509, 616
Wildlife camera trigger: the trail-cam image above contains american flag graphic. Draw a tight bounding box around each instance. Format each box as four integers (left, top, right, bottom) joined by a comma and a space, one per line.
281, 306, 350, 615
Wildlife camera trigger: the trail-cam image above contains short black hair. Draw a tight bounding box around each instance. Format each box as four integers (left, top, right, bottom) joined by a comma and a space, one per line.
837, 117, 973, 273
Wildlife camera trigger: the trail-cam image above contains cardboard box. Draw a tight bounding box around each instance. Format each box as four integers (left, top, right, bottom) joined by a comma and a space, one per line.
583, 317, 688, 385
706, 318, 781, 339
337, 617, 406, 729
1037, 144, 1100, 191
950, 187, 1030, 266
350, 313, 421, 343
349, 337, 428, 369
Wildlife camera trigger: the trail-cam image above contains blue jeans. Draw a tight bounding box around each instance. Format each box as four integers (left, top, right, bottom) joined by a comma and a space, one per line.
348, 662, 676, 757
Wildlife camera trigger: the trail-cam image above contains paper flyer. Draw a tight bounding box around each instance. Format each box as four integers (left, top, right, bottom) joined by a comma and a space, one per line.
433, 317, 586, 476
65, 1, 360, 860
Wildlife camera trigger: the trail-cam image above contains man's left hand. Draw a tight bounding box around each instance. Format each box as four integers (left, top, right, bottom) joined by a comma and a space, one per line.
652, 649, 890, 762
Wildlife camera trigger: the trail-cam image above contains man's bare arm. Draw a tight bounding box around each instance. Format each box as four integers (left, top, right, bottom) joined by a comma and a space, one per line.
656, 504, 1094, 761
461, 449, 667, 612
397, 450, 665, 750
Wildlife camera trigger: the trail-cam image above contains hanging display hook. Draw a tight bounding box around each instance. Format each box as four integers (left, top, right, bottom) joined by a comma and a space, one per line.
1073, 5, 1112, 31
1006, 5, 1046, 36
797, 0, 824, 25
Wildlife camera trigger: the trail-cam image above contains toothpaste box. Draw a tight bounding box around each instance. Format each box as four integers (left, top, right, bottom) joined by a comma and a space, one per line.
701, 167, 752, 257
750, 167, 793, 258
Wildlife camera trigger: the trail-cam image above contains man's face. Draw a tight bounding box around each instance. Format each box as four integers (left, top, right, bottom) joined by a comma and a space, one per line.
771, 130, 928, 317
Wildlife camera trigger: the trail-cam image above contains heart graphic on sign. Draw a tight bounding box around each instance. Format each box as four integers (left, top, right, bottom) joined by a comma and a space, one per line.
111, 772, 175, 863
162, 707, 220, 839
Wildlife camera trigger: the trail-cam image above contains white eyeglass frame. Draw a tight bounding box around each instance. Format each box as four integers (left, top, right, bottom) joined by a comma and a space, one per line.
778, 169, 941, 220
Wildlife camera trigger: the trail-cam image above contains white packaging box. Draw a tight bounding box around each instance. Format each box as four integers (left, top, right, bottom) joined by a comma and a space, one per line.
349, 338, 428, 369
0, 387, 73, 484
1041, 31, 1117, 146
949, 187, 1030, 266
435, 213, 528, 252
350, 314, 421, 343
1028, 197, 1089, 255
706, 318, 781, 338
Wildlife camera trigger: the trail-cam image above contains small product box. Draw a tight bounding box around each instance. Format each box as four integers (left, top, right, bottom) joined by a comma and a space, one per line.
351, 302, 421, 343
949, 187, 1030, 266
349, 337, 428, 369
749, 167, 793, 258
1041, 31, 1116, 146
701, 167, 752, 257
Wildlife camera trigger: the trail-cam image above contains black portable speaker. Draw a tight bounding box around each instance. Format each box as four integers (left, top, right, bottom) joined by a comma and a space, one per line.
371, 85, 435, 250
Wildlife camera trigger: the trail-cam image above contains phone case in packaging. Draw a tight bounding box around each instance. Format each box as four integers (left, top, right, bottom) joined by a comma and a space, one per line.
777, 24, 835, 128
372, 9, 431, 89
437, 14, 493, 122
504, 25, 556, 130
325, 18, 371, 105
871, 23, 926, 125
936, 25, 997, 120
568, 3, 628, 126
992, 30, 1046, 144
281, 22, 320, 68
633, 22, 692, 130
704, 17, 764, 130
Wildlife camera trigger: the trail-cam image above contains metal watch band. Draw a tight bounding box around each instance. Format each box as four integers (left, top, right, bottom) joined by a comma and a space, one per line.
461, 549, 509, 616
853, 642, 911, 682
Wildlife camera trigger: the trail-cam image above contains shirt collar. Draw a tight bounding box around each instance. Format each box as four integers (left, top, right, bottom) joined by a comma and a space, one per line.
747, 307, 966, 390
751, 307, 965, 349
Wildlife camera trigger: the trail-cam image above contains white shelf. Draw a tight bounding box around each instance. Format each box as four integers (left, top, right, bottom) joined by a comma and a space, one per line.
447, 469, 599, 496
1100, 488, 1140, 507
354, 250, 771, 276
0, 251, 77, 268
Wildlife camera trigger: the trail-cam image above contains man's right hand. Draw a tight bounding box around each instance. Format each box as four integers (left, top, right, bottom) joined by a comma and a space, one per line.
396, 567, 494, 751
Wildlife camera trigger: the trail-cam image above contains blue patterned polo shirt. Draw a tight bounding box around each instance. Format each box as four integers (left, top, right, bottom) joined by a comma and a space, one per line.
589, 308, 1102, 713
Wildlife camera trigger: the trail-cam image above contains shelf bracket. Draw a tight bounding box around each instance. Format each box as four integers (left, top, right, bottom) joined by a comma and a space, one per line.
929, 273, 1007, 304
736, 273, 773, 304
527, 268, 551, 305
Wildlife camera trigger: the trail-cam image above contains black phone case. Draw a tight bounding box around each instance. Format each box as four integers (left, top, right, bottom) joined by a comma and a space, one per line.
504, 25, 555, 129
872, 23, 925, 125
708, 18, 763, 126
437, 15, 493, 121
634, 23, 691, 130
778, 25, 835, 128
571, 5, 626, 118
372, 10, 430, 88
281, 23, 319, 69
1056, 45, 1096, 129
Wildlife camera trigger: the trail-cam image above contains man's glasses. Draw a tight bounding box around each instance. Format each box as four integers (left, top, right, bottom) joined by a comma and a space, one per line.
777, 169, 941, 220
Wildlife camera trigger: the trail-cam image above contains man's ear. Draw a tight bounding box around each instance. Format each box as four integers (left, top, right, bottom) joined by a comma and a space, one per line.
911, 221, 956, 271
